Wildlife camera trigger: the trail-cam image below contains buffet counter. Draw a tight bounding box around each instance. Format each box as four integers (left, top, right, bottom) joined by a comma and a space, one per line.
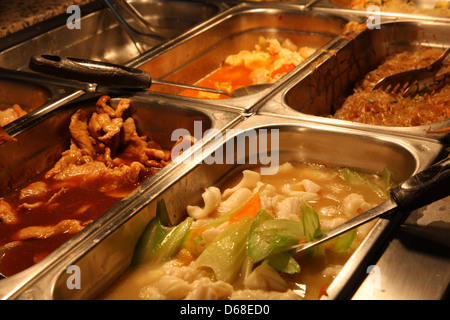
0, 0, 449, 301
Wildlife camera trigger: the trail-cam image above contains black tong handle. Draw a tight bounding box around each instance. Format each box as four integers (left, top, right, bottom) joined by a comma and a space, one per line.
391, 154, 450, 211
29, 55, 152, 89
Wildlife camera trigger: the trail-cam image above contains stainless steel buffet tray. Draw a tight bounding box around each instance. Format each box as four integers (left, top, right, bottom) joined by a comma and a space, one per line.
314, 0, 450, 13
257, 19, 450, 140
0, 0, 225, 71
0, 73, 49, 116
0, 92, 243, 299
126, 3, 358, 109
0, 68, 87, 139
1, 113, 444, 300
0, 2, 448, 301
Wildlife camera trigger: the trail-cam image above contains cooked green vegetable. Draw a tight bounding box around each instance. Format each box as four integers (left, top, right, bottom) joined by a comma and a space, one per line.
133, 193, 361, 283
382, 167, 393, 194
302, 202, 358, 255
132, 199, 193, 267
301, 202, 324, 256
240, 255, 254, 282
192, 217, 252, 283
246, 209, 304, 274
247, 209, 304, 263
338, 167, 389, 199
266, 251, 300, 274
182, 193, 261, 252
301, 202, 322, 241
325, 229, 357, 253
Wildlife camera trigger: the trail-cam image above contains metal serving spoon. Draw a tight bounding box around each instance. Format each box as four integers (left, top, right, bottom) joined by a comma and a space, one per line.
29, 55, 270, 98
289, 154, 450, 254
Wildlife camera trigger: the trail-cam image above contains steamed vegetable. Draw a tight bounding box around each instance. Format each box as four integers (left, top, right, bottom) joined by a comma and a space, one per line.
338, 167, 390, 199
247, 209, 304, 262
301, 202, 322, 241
155, 197, 173, 227
302, 202, 357, 254
182, 193, 261, 252
132, 199, 193, 267
301, 202, 324, 256
228, 192, 261, 224
326, 229, 357, 253
266, 251, 301, 274
132, 196, 359, 283
192, 217, 253, 283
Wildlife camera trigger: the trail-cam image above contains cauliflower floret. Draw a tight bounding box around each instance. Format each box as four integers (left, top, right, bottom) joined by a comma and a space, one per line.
275, 48, 304, 68
282, 38, 298, 52
250, 67, 270, 84
266, 38, 283, 55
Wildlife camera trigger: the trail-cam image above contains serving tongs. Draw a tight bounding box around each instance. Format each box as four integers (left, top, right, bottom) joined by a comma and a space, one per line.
100, 0, 167, 53
371, 47, 450, 97
29, 55, 270, 98
290, 154, 450, 254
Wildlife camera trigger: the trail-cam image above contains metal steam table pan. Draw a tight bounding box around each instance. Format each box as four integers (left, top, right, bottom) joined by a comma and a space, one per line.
3, 113, 444, 299
257, 19, 450, 141
0, 92, 243, 299
125, 3, 360, 110
0, 0, 224, 71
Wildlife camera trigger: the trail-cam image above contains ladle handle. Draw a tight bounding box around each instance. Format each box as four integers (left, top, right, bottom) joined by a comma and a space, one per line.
391, 154, 450, 211
29, 55, 152, 89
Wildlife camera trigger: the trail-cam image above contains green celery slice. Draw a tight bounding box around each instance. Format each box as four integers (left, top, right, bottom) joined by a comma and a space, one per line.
266, 251, 300, 274
301, 202, 322, 241
247, 209, 304, 263
132, 201, 193, 267
192, 217, 252, 284
325, 229, 357, 253
338, 167, 389, 199
301, 202, 324, 256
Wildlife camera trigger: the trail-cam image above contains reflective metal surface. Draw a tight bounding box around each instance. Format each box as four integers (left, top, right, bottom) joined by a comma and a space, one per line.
0, 92, 243, 299
352, 194, 450, 300
0, 0, 224, 71
316, 0, 450, 11
258, 20, 450, 139
0, 1, 449, 300
0, 75, 50, 118
4, 114, 445, 300
127, 3, 356, 108
0, 68, 87, 139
